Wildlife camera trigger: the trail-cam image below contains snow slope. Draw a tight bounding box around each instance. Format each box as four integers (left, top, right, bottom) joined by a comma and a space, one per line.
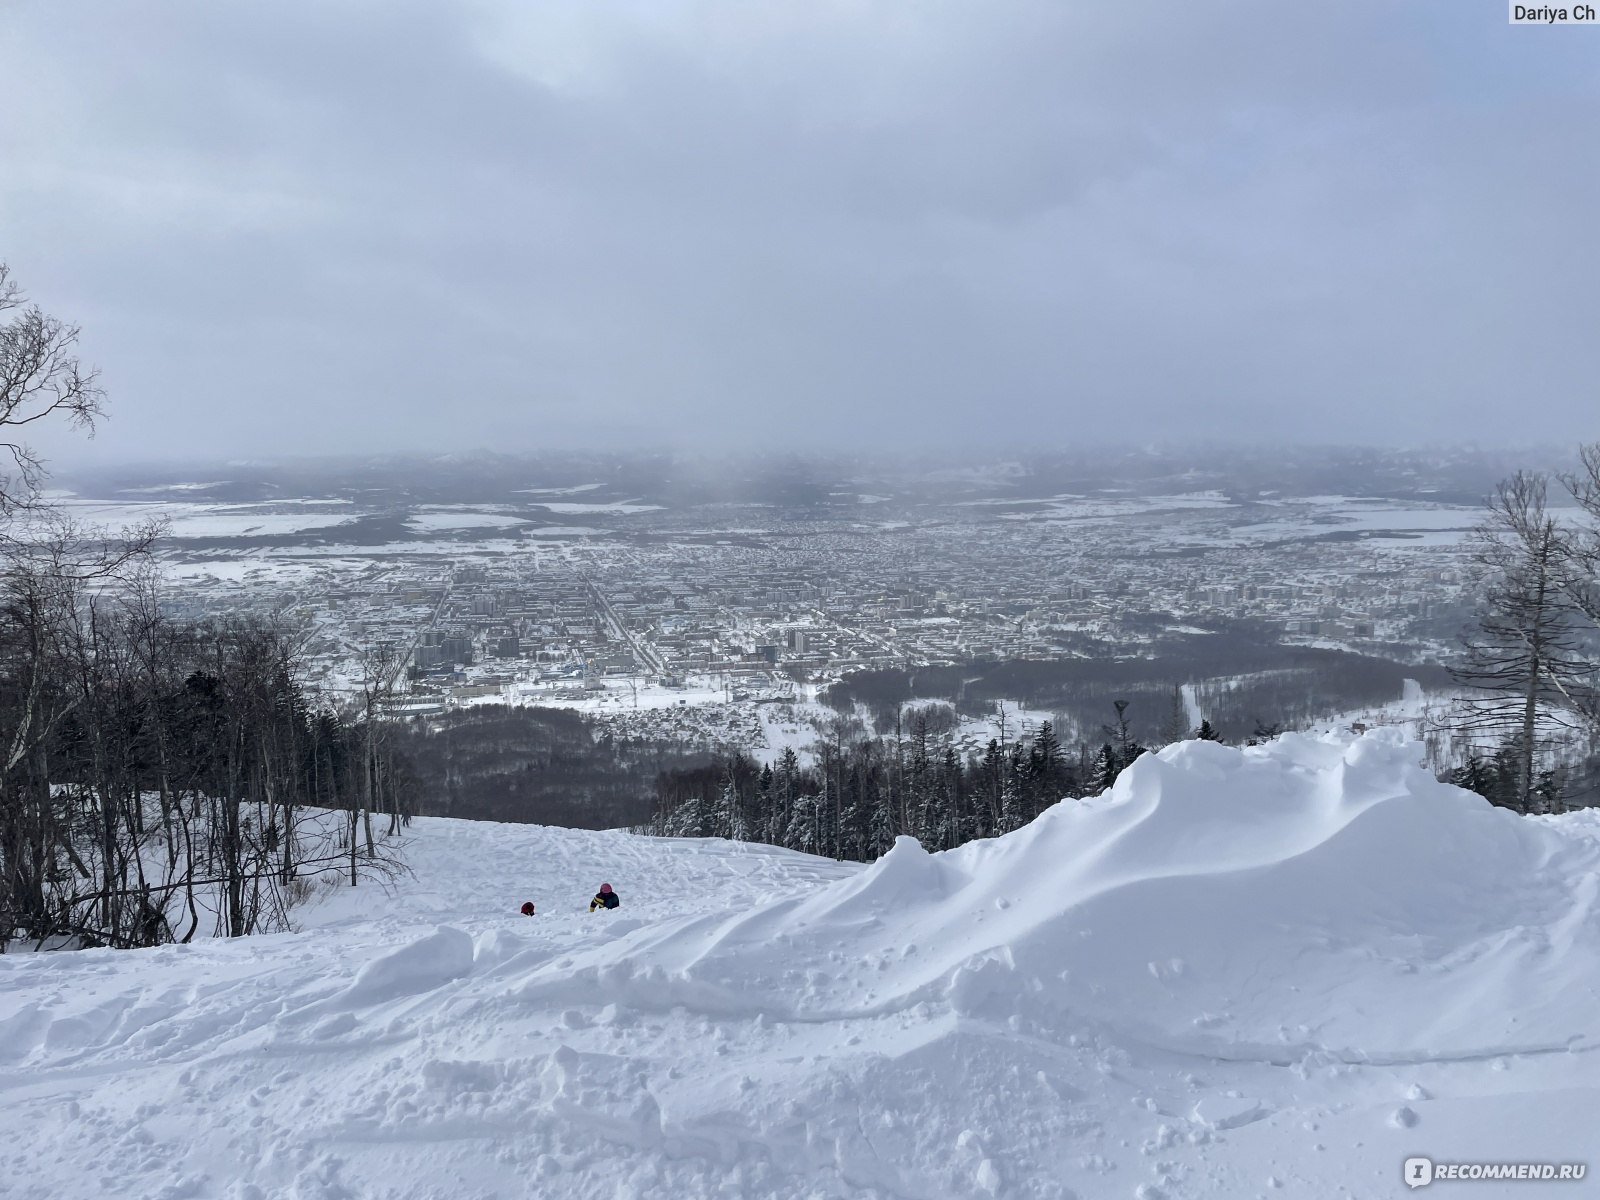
4, 730, 1598, 1199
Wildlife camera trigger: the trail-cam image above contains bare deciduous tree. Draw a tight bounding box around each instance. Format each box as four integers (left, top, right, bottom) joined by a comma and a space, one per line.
1558, 443, 1600, 689
0, 264, 105, 516
0, 265, 406, 951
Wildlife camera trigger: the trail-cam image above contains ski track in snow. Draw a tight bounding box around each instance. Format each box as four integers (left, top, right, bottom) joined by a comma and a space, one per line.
4, 731, 1600, 1199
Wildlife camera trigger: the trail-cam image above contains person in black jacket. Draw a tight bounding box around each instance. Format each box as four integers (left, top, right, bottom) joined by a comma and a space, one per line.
589, 882, 620, 911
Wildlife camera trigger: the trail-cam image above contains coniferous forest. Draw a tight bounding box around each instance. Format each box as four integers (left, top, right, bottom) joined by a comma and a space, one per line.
646, 704, 1242, 862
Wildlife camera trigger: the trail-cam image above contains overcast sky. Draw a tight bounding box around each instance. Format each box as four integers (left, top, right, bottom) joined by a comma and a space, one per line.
2, 1, 1596, 466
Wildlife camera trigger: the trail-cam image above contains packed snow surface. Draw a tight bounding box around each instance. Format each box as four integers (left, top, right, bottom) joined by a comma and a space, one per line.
4, 730, 1598, 1198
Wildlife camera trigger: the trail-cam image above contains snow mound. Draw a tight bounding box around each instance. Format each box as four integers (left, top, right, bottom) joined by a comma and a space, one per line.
9, 730, 1600, 1199
538, 728, 1600, 1061
338, 925, 476, 1007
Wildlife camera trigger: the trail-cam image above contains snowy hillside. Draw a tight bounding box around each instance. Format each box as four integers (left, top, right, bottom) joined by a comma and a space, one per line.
4, 730, 1598, 1199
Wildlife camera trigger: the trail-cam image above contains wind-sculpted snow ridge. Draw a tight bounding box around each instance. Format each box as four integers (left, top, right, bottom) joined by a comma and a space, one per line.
4, 731, 1599, 1199
519, 728, 1600, 1063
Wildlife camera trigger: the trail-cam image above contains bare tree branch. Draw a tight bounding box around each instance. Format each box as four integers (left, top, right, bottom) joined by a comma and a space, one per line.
0, 263, 106, 517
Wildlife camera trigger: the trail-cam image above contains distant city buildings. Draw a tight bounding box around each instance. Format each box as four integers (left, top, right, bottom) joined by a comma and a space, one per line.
154, 493, 1479, 710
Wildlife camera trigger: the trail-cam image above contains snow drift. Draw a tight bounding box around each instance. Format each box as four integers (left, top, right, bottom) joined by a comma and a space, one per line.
4, 729, 1599, 1200
520, 728, 1600, 1063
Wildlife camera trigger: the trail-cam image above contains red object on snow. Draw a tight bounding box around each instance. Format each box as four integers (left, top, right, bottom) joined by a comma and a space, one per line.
520, 901, 535, 916
598, 883, 613, 894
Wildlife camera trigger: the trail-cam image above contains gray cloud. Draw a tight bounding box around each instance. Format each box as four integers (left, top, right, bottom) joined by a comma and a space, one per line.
2, 0, 1597, 465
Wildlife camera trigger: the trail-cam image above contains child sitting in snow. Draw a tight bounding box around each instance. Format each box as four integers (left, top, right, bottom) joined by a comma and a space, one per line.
589, 882, 620, 911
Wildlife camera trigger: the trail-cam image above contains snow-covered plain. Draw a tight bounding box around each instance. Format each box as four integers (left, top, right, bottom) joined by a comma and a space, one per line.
528, 501, 665, 515
404, 512, 533, 532
3, 730, 1598, 1199
16, 499, 363, 539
